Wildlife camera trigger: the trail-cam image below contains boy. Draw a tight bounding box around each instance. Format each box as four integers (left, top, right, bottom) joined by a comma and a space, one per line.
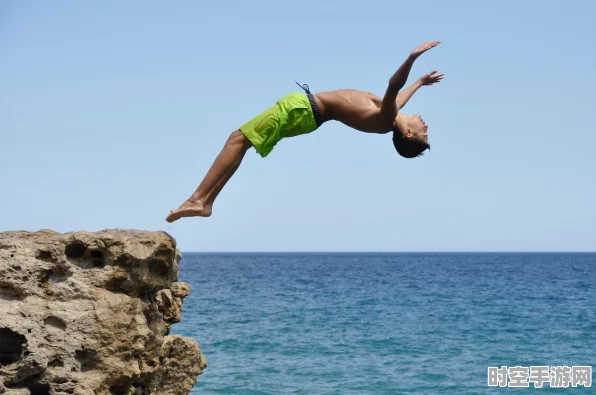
166, 40, 443, 222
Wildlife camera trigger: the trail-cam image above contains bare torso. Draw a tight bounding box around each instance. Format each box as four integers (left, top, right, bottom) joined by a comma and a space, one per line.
312, 89, 391, 134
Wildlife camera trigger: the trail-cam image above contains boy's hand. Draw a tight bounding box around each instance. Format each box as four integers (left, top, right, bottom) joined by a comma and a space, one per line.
419, 70, 444, 86
410, 40, 441, 58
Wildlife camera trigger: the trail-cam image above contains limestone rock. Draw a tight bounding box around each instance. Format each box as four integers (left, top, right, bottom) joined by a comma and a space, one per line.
0, 229, 206, 395
156, 336, 207, 395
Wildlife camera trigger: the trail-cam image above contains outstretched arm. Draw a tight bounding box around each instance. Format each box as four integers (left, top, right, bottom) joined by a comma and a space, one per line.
396, 70, 444, 109
380, 41, 441, 124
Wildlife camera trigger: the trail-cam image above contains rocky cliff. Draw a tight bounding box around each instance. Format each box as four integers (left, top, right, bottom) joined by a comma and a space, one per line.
0, 229, 207, 395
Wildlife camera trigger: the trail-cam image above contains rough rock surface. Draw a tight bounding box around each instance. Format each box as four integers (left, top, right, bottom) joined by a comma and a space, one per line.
0, 229, 207, 395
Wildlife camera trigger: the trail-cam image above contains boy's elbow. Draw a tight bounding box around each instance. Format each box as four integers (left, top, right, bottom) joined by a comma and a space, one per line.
388, 78, 405, 91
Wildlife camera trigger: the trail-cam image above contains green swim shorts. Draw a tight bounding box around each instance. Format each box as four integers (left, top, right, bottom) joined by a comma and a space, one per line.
239, 92, 320, 157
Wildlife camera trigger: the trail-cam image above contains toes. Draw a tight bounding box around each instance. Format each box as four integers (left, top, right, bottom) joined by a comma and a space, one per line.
165, 212, 176, 222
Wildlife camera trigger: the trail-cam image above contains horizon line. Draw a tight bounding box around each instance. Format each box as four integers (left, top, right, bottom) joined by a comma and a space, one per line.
180, 251, 596, 254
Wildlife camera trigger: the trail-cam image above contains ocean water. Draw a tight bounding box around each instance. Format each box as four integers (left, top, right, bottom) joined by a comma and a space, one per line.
172, 253, 596, 394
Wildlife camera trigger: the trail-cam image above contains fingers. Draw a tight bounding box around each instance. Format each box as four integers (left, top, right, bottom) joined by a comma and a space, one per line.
422, 71, 445, 85
411, 40, 441, 58
425, 70, 443, 78
425, 40, 441, 49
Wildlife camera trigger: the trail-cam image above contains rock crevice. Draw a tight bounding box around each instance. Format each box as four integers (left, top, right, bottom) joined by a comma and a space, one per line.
0, 229, 206, 395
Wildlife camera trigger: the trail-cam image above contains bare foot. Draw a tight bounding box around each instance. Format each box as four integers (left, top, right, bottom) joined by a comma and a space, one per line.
166, 200, 212, 222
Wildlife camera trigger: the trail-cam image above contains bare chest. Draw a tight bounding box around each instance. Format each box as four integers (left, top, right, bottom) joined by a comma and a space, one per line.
319, 90, 387, 132
333, 89, 381, 109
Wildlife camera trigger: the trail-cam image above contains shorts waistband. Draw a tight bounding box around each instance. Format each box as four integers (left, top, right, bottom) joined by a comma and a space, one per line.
306, 94, 322, 128
295, 81, 322, 128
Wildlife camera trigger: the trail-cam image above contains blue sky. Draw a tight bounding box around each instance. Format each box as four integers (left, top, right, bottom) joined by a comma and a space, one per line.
1, 0, 595, 252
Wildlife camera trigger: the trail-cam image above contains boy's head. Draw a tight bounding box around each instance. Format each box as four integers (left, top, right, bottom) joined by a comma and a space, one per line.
392, 114, 431, 158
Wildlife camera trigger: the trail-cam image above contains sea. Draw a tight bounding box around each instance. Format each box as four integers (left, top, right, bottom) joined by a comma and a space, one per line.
171, 253, 596, 394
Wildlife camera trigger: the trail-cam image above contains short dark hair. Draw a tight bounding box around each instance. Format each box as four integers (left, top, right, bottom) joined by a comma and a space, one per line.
391, 125, 431, 158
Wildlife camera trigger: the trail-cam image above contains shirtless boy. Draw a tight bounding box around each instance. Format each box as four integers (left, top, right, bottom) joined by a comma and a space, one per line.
166, 40, 443, 222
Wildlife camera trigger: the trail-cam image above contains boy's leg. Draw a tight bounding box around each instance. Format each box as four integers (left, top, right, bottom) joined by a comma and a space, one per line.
202, 153, 244, 209
166, 130, 252, 222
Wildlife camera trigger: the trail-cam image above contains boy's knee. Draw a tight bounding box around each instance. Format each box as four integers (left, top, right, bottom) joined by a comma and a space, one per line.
229, 129, 253, 150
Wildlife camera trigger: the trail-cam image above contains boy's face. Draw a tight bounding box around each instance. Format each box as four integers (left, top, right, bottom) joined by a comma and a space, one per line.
395, 114, 429, 143
409, 114, 429, 143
